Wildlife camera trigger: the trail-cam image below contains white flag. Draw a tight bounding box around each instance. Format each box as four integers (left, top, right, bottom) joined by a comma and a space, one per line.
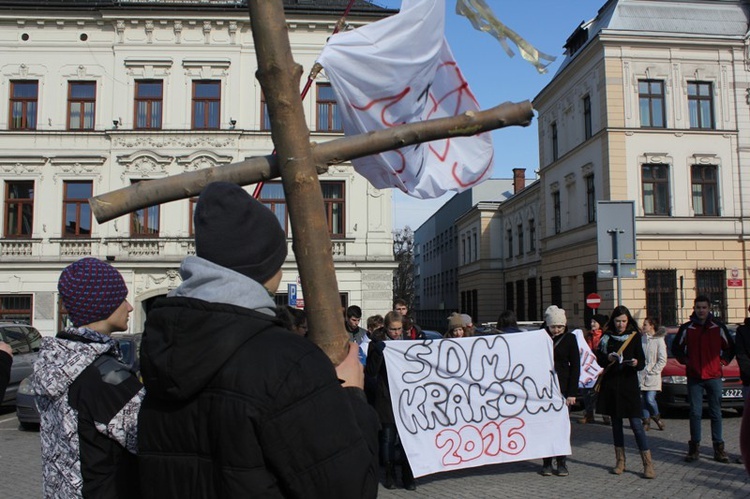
317, 0, 494, 199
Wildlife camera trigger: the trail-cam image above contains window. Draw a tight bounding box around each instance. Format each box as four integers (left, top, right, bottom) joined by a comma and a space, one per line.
645, 269, 676, 326
473, 232, 477, 260
688, 82, 713, 129
529, 219, 536, 251
551, 122, 558, 161
260, 91, 271, 131
135, 80, 163, 129
63, 181, 92, 237
696, 269, 727, 321
517, 223, 523, 255
516, 280, 525, 321
188, 197, 198, 236
583, 94, 592, 140
317, 83, 341, 132
586, 174, 596, 223
192, 80, 220, 130
552, 191, 561, 234
550, 276, 562, 307
642, 164, 671, 215
0, 294, 32, 323
67, 81, 96, 130
507, 229, 513, 259
130, 180, 159, 236
9, 80, 38, 130
260, 181, 344, 237
322, 181, 345, 238
4, 181, 34, 237
638, 80, 666, 128
691, 165, 718, 216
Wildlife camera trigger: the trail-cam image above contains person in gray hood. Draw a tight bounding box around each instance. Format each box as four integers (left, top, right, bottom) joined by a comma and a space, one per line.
137, 182, 379, 498
32, 257, 144, 498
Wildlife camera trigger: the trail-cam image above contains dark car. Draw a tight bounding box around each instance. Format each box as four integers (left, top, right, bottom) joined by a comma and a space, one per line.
0, 323, 42, 407
16, 332, 142, 430
659, 326, 743, 413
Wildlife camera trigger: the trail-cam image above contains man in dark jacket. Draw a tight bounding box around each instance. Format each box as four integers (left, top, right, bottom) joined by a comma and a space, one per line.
138, 182, 379, 499
0, 341, 12, 400
672, 295, 734, 463
737, 305, 750, 401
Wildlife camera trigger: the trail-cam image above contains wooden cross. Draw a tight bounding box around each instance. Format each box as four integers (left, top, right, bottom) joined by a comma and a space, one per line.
89, 0, 534, 364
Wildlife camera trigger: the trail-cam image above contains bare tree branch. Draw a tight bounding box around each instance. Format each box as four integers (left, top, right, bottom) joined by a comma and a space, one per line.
90, 100, 533, 223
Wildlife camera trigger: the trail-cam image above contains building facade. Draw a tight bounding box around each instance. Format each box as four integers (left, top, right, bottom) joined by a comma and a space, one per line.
0, 0, 397, 335
417, 0, 750, 329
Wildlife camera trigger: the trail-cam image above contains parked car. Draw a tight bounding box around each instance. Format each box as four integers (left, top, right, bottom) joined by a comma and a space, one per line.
15, 332, 142, 430
0, 322, 42, 407
659, 325, 743, 413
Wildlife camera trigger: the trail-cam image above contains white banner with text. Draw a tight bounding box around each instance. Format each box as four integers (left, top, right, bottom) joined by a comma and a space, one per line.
382, 330, 571, 477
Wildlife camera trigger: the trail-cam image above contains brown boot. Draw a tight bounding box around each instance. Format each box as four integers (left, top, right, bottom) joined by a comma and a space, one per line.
640, 450, 655, 479
578, 413, 594, 424
684, 440, 700, 462
651, 414, 665, 430
713, 442, 730, 463
642, 418, 650, 431
611, 447, 626, 475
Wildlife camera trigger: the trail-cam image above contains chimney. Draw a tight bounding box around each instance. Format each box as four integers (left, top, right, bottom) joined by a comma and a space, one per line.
512, 168, 526, 194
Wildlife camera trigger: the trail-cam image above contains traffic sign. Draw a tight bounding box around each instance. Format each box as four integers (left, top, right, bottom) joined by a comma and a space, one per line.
288, 283, 297, 307
586, 293, 602, 309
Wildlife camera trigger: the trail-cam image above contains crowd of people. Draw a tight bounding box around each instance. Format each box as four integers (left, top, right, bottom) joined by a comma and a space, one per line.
2, 180, 749, 496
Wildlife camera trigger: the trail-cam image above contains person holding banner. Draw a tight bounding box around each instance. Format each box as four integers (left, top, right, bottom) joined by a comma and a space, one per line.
580, 314, 609, 425
365, 310, 417, 491
540, 305, 580, 477
595, 305, 654, 479
446, 312, 470, 338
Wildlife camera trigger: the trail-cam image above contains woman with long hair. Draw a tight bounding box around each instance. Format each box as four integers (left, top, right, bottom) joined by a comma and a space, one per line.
639, 317, 667, 431
596, 305, 654, 479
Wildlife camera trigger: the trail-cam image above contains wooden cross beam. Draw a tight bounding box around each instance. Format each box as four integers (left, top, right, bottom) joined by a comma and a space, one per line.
90, 0, 534, 364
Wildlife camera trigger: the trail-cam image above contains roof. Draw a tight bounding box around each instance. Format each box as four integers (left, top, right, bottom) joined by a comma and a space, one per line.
0, 0, 396, 16
553, 0, 750, 77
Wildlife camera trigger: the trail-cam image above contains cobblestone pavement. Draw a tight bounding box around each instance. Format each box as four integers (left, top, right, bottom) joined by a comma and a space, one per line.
1, 407, 748, 498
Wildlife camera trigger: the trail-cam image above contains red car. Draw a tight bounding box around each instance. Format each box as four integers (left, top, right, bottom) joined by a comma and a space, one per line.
659, 326, 743, 413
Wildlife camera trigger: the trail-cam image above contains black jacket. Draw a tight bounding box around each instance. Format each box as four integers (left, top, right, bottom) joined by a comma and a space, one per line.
550, 331, 580, 398
737, 319, 750, 386
595, 330, 645, 418
138, 295, 379, 499
0, 350, 10, 400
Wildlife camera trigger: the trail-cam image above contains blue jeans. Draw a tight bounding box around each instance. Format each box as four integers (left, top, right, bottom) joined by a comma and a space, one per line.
612, 416, 649, 451
687, 377, 723, 444
641, 390, 659, 418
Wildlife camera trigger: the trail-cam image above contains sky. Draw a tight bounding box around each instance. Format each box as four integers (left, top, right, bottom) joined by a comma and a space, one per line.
370, 0, 606, 230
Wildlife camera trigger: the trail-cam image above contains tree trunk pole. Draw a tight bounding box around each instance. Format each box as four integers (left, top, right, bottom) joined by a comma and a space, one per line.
249, 1, 349, 364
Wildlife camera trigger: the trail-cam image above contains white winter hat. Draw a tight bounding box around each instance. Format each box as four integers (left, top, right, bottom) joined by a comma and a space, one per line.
544, 305, 567, 327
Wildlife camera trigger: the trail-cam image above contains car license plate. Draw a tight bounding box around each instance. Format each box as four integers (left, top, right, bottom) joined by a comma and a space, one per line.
722, 388, 743, 399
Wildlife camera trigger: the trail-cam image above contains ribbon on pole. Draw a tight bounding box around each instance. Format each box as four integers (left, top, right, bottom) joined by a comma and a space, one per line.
317, 0, 494, 199
455, 0, 556, 74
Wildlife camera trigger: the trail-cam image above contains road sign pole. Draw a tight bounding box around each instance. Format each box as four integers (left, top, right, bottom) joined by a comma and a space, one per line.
608, 228, 624, 307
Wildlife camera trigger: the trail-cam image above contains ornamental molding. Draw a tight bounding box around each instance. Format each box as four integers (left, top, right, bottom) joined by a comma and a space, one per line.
175, 150, 233, 171
49, 156, 106, 178
117, 150, 172, 177
112, 134, 234, 148
642, 152, 671, 165
692, 153, 719, 166
0, 156, 47, 174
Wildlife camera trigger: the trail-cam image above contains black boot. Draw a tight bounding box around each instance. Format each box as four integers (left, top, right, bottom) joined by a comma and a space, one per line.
555, 456, 569, 476
402, 461, 416, 491
384, 463, 396, 490
541, 458, 553, 476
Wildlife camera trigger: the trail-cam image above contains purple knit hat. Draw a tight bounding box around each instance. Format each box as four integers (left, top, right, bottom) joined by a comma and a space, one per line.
58, 258, 128, 327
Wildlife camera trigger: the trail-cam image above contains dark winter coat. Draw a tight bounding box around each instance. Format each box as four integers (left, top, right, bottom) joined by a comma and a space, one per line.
365, 337, 397, 425
138, 257, 379, 499
32, 327, 144, 498
549, 331, 580, 398
737, 318, 750, 386
0, 349, 10, 400
595, 330, 645, 418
